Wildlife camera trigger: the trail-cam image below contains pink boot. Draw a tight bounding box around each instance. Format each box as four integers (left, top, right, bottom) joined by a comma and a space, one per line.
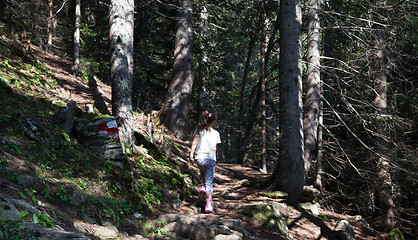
205, 199, 215, 214
198, 184, 206, 200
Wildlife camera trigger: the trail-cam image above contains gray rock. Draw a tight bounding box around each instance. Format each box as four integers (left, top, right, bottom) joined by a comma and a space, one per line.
152, 215, 250, 240
171, 199, 182, 207
163, 221, 211, 240
121, 234, 149, 240
74, 220, 119, 239
335, 220, 355, 240
224, 192, 241, 200
301, 185, 320, 202
239, 204, 288, 238
73, 220, 86, 233
82, 214, 97, 224
300, 202, 321, 216
8, 198, 40, 215
157, 214, 199, 225
227, 203, 236, 209
52, 101, 77, 133
0, 199, 21, 221
17, 113, 40, 140
18, 174, 36, 187
206, 219, 250, 238
71, 189, 88, 206
4, 152, 26, 168
352, 215, 369, 226
22, 222, 91, 240
0, 137, 23, 146
214, 234, 242, 240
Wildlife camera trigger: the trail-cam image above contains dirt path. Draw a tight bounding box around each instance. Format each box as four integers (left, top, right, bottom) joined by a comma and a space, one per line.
152, 162, 383, 240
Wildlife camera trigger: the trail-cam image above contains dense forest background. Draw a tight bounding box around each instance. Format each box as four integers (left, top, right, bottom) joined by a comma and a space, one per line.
1, 0, 417, 238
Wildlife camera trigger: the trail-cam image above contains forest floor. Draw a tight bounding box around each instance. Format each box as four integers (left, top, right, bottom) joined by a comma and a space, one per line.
152, 162, 385, 240
0, 38, 387, 239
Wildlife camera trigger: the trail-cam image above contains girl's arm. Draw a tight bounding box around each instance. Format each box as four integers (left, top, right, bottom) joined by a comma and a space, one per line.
190, 134, 199, 161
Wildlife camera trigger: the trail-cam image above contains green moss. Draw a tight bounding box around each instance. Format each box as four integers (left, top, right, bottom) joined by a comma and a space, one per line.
243, 205, 289, 239
387, 228, 405, 240
259, 191, 288, 199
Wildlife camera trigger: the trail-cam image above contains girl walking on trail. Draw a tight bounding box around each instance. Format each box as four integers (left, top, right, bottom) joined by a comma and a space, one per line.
189, 111, 221, 214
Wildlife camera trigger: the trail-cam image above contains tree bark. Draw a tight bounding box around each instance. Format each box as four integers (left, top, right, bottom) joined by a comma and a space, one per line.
314, 1, 334, 189
272, 0, 304, 208
314, 79, 324, 190
110, 0, 135, 154
160, 0, 194, 140
47, 0, 54, 50
260, 0, 267, 172
303, 0, 321, 179
372, 8, 395, 228
236, 34, 256, 164
265, 10, 280, 172
73, 0, 81, 75
195, 4, 208, 119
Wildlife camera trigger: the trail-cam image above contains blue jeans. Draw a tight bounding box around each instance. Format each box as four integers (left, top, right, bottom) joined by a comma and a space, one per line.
196, 158, 216, 193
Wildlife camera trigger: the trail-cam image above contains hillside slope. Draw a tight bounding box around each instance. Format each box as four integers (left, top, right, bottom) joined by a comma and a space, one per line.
0, 31, 388, 240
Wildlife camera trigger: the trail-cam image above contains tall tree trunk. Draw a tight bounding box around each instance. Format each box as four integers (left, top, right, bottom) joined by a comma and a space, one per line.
73, 0, 81, 75
265, 10, 280, 172
260, 0, 267, 172
195, 4, 208, 119
315, 1, 334, 189
372, 1, 395, 227
238, 77, 268, 166
303, 0, 321, 179
160, 0, 194, 140
314, 81, 324, 190
237, 6, 271, 165
373, 45, 395, 231
110, 0, 135, 154
237, 34, 256, 164
47, 0, 54, 50
272, 0, 304, 207
266, 91, 276, 172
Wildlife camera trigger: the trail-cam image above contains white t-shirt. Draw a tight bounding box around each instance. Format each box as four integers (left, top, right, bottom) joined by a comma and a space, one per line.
195, 128, 221, 161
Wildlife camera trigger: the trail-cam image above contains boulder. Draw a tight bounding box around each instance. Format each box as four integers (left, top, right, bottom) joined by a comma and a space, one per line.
22, 222, 91, 240
152, 214, 250, 240
300, 202, 321, 216
334, 220, 355, 240
51, 101, 77, 134
301, 185, 320, 203
239, 204, 289, 238
74, 220, 119, 239
74, 116, 124, 160
0, 198, 21, 221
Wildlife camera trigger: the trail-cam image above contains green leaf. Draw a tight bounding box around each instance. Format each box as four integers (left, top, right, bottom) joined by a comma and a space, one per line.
32, 195, 37, 205
20, 211, 29, 218
62, 132, 71, 142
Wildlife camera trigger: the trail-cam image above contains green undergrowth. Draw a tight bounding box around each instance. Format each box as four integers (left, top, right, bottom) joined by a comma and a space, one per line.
0, 110, 193, 232
0, 32, 194, 235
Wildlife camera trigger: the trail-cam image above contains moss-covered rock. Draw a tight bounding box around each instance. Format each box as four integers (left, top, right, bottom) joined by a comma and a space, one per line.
258, 191, 288, 201
240, 204, 289, 238
387, 228, 405, 240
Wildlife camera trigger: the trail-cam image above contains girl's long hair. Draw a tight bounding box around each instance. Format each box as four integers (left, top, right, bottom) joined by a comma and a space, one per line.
196, 111, 217, 132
